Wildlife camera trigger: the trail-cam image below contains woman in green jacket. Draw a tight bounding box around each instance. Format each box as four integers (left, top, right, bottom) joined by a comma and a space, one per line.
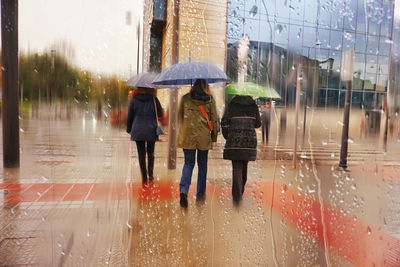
177, 79, 218, 208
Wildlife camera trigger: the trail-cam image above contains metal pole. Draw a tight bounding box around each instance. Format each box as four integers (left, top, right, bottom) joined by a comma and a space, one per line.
51, 49, 55, 106
167, 0, 180, 169
136, 23, 140, 75
302, 88, 307, 145
384, 98, 389, 152
339, 50, 354, 170
339, 81, 352, 169
293, 64, 301, 168
1, 0, 19, 168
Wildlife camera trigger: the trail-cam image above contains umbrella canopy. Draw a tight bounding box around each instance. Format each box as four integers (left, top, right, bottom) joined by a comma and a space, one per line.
126, 72, 159, 89
226, 82, 281, 99
152, 62, 228, 86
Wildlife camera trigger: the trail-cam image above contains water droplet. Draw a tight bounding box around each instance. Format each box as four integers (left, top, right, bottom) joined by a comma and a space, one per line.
308, 187, 315, 193
281, 184, 287, 193
297, 28, 302, 38
367, 226, 372, 235
350, 183, 356, 190
249, 5, 258, 17
384, 39, 393, 44
276, 24, 283, 34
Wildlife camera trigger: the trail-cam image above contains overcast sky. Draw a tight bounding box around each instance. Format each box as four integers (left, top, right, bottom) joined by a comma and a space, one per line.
18, 0, 142, 78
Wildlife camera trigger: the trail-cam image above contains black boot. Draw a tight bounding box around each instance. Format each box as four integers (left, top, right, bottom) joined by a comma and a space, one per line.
180, 192, 188, 208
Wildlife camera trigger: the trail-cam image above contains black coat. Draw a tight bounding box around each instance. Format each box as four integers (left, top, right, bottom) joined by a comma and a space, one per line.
126, 94, 163, 141
221, 96, 261, 161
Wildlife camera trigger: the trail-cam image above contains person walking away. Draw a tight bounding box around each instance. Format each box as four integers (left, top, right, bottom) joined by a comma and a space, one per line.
177, 79, 218, 208
260, 101, 271, 148
127, 87, 163, 187
221, 95, 261, 207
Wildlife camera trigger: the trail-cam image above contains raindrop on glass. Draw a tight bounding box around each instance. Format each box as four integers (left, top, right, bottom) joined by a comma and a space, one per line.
249, 5, 258, 17
297, 28, 302, 38
367, 226, 372, 235
276, 24, 283, 34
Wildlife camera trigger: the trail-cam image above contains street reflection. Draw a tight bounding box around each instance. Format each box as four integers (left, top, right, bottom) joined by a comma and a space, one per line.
0, 0, 400, 265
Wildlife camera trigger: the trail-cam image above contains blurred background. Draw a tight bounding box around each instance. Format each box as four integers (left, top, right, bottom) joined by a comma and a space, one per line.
0, 0, 399, 266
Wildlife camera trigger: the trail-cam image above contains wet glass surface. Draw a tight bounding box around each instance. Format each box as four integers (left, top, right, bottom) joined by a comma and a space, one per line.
0, 0, 400, 266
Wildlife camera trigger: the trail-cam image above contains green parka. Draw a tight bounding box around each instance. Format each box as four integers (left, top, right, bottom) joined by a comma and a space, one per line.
177, 92, 218, 150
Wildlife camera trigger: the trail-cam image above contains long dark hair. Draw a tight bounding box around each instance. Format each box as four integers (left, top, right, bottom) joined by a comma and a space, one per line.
190, 79, 210, 95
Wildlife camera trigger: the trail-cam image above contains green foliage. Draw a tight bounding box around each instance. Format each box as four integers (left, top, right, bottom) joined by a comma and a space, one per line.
18, 51, 129, 108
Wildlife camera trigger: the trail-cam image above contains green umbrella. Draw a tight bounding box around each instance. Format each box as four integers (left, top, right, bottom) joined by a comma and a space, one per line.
226, 82, 281, 99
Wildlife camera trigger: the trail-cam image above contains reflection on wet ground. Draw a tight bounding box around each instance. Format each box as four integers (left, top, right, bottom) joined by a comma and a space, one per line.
0, 108, 399, 266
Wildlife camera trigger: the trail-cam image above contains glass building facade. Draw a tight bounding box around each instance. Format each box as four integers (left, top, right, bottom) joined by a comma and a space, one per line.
226, 0, 396, 109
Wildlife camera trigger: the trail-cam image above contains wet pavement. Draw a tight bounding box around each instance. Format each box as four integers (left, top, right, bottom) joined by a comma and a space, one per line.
0, 107, 399, 266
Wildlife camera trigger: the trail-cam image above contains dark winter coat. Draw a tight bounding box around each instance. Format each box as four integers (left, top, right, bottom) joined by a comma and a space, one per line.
126, 93, 163, 141
177, 91, 218, 150
221, 95, 261, 161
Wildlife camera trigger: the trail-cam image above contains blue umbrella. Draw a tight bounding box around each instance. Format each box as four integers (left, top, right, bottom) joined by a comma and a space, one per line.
152, 62, 228, 86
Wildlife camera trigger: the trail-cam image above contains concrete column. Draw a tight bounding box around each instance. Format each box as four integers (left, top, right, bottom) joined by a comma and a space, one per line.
167, 0, 180, 169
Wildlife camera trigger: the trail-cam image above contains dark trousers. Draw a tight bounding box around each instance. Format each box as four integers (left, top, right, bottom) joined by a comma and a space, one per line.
179, 149, 208, 197
261, 123, 269, 144
232, 160, 248, 203
135, 141, 155, 183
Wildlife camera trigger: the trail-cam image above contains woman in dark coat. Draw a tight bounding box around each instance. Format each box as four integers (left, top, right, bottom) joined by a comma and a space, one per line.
126, 88, 163, 186
221, 95, 261, 206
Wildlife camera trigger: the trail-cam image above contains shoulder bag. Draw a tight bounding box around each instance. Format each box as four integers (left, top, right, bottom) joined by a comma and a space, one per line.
153, 97, 165, 136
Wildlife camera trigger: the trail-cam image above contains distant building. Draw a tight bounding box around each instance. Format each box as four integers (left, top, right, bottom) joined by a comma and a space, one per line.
142, 0, 399, 111
226, 0, 398, 110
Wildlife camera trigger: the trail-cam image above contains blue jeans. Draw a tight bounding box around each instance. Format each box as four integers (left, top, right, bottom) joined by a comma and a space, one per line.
179, 149, 209, 197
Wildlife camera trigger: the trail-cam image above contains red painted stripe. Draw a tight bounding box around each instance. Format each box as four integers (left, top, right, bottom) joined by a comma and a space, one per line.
38, 184, 74, 202
4, 184, 52, 203
62, 183, 93, 201
86, 183, 112, 201
0, 182, 398, 266
256, 181, 400, 267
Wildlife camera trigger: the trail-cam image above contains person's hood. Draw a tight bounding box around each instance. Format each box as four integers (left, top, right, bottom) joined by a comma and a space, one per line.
190, 90, 211, 102
231, 95, 255, 106
134, 93, 154, 102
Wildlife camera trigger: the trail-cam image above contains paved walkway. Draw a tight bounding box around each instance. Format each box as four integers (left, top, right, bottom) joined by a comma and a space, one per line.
0, 111, 399, 266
